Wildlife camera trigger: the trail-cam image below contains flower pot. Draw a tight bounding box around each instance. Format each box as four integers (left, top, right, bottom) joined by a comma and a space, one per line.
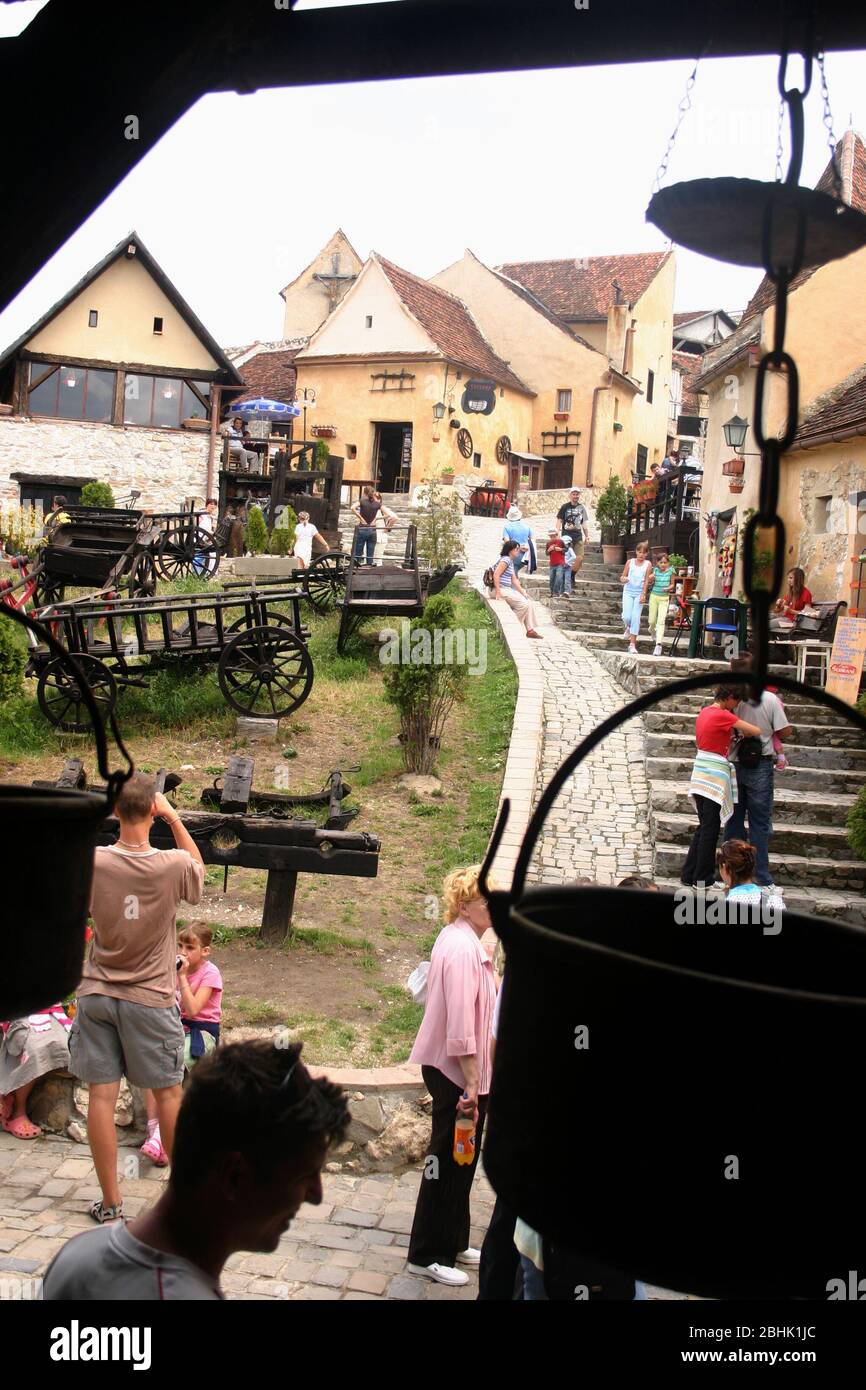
0, 787, 113, 1017
602, 543, 625, 565
441, 474, 454, 486
182, 417, 209, 431
729, 478, 745, 494
722, 457, 745, 476
0, 403, 13, 416
481, 675, 866, 1299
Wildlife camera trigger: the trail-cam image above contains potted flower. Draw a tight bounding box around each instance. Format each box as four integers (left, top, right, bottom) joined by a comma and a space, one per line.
722, 457, 745, 477
667, 552, 688, 575
595, 475, 628, 565
440, 466, 455, 487
729, 477, 746, 494
632, 478, 657, 503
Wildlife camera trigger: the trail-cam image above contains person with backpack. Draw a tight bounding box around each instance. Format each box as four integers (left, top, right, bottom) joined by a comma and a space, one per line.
491, 541, 543, 639
680, 686, 762, 889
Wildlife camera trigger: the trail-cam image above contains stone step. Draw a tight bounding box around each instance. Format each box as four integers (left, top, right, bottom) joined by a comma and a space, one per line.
653, 877, 866, 927
654, 839, 866, 891
650, 779, 855, 828
644, 710, 866, 748
651, 810, 855, 861
647, 693, 848, 726
567, 631, 688, 653
646, 755, 863, 795
645, 731, 866, 771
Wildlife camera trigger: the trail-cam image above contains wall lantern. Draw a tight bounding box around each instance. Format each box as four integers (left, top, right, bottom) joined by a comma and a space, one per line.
432, 401, 446, 421
64, 372, 77, 389
722, 414, 749, 451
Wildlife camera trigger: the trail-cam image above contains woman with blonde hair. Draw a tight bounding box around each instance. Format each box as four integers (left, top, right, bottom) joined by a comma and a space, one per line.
407, 864, 497, 1287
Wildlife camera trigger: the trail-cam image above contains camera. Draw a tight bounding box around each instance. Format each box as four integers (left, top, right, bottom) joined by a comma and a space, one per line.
176, 955, 183, 972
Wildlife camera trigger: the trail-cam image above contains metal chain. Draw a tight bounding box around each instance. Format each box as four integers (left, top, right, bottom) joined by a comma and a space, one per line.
774, 97, 786, 182
652, 61, 699, 193
817, 49, 843, 198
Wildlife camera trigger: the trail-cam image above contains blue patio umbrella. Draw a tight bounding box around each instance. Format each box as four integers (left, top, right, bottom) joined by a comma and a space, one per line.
228, 396, 301, 420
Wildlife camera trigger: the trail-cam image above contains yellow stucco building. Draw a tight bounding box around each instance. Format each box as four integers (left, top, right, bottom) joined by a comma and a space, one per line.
694, 130, 866, 607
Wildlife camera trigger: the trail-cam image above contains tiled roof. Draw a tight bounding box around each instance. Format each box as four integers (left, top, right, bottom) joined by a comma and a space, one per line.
741, 130, 866, 325
792, 361, 866, 446
672, 349, 704, 413
374, 255, 533, 394
236, 346, 300, 402
496, 251, 671, 321
673, 310, 715, 326
483, 262, 602, 354
692, 318, 761, 390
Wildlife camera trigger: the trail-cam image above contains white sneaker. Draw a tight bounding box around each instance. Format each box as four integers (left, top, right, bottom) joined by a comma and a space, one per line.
456, 1247, 481, 1267
407, 1261, 469, 1286
653, 644, 662, 656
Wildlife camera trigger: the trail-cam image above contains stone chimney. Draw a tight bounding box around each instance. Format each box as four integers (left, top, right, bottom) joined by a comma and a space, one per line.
606, 301, 629, 371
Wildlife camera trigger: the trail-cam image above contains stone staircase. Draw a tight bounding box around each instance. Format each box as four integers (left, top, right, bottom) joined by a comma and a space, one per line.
338, 490, 424, 562
527, 544, 866, 924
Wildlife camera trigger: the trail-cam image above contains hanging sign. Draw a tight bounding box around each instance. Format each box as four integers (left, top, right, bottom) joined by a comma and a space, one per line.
461, 380, 497, 415
825, 616, 866, 704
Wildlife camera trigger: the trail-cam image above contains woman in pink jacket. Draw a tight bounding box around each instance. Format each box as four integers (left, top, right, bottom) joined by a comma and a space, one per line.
407, 864, 497, 1288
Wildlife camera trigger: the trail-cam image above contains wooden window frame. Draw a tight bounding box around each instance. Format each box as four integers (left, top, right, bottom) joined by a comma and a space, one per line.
556, 388, 572, 412
26, 360, 116, 423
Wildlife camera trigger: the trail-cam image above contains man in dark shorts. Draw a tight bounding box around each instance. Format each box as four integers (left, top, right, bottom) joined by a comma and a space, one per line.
556, 488, 589, 581
68, 772, 205, 1224
44, 1041, 350, 1300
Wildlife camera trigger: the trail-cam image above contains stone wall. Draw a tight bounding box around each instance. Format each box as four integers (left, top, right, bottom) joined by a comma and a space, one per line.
0, 415, 211, 509
515, 485, 600, 540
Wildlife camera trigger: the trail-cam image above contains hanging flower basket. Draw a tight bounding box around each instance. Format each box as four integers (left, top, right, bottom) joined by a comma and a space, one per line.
632, 480, 657, 503
722, 458, 745, 477
311, 425, 337, 439
728, 478, 746, 494
0, 604, 133, 1018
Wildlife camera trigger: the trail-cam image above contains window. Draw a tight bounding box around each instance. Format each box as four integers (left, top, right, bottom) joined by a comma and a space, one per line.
365, 315, 373, 329
88, 309, 98, 328
27, 361, 115, 422
635, 444, 648, 479
814, 495, 832, 533
123, 374, 210, 428
473, 452, 482, 469
556, 388, 572, 412
347, 443, 357, 460
647, 369, 655, 404
614, 396, 620, 420
153, 317, 164, 334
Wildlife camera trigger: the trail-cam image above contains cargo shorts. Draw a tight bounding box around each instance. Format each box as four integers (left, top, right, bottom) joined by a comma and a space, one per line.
69, 994, 185, 1089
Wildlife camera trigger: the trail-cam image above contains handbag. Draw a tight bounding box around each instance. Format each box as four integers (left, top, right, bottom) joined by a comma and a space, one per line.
736, 735, 763, 769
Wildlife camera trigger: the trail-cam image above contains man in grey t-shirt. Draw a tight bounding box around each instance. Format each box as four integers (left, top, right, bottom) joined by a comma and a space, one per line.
727, 664, 792, 890
44, 1040, 349, 1300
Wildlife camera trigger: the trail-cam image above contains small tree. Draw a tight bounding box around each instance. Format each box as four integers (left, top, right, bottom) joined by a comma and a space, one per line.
594, 475, 628, 542
80, 481, 115, 509
416, 474, 466, 571
314, 439, 330, 468
382, 593, 468, 774
0, 614, 26, 701
269, 504, 297, 555
244, 506, 268, 555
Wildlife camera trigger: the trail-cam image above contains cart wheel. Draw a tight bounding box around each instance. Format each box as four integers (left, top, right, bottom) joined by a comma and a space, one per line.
36, 654, 117, 733
222, 613, 294, 684
34, 571, 65, 607
155, 522, 215, 583
130, 551, 157, 598
218, 624, 313, 718
305, 551, 349, 614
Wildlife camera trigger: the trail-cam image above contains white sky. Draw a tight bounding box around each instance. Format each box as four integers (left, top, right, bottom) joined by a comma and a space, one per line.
1, 0, 864, 352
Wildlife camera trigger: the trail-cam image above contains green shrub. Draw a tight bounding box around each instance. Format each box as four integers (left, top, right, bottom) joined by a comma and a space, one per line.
0, 615, 26, 701
595, 475, 628, 541
80, 481, 115, 509
269, 504, 297, 554
416, 475, 466, 571
848, 784, 866, 862
244, 506, 268, 555
382, 592, 468, 774
314, 439, 330, 468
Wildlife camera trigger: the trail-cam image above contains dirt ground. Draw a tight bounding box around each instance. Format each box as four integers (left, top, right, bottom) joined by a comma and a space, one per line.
3, 600, 513, 1065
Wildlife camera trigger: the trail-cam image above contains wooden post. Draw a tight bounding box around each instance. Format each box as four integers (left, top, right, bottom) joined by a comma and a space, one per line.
260, 868, 298, 944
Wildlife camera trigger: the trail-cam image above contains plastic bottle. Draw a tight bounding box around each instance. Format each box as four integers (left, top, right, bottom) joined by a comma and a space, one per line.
453, 1093, 476, 1166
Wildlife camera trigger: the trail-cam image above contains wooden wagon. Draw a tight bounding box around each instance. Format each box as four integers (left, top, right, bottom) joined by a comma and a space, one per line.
337, 524, 460, 653
29, 584, 314, 731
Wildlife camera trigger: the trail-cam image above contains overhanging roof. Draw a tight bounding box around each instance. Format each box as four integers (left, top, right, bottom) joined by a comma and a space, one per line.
3, 1, 866, 315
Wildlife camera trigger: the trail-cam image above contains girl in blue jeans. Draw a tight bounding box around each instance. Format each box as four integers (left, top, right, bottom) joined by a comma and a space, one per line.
620, 541, 652, 653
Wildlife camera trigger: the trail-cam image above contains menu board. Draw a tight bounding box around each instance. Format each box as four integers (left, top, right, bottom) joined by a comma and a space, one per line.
825, 616, 866, 705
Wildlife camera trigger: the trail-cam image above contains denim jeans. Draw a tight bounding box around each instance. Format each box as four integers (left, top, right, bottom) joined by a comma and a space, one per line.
725, 757, 774, 885
549, 565, 566, 596
353, 526, 376, 565
622, 587, 644, 636
562, 565, 573, 595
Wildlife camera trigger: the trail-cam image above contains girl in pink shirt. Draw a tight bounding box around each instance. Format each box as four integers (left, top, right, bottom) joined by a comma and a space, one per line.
407, 865, 497, 1288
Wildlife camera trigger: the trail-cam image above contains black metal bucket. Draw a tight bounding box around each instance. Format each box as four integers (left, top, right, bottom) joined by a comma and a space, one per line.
0, 602, 132, 1019
481, 670, 866, 1299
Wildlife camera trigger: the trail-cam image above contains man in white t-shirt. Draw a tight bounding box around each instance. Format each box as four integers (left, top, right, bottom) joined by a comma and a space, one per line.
728, 657, 793, 892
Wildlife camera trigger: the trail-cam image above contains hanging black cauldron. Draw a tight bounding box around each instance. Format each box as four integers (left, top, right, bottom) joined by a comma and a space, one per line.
481, 671, 866, 1300
0, 603, 132, 1018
